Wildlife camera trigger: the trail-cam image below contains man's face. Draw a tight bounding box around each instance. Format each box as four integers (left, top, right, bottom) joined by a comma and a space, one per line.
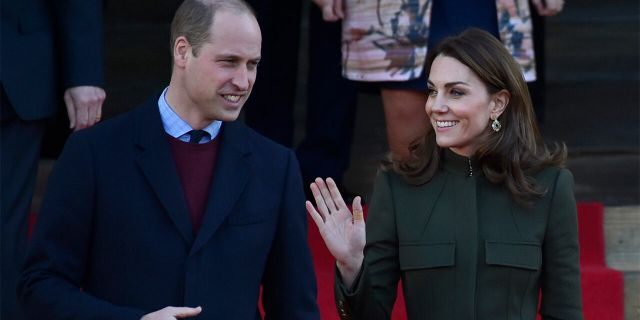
182, 10, 261, 123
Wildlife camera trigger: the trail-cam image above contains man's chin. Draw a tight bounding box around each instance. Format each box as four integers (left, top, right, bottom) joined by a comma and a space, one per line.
215, 110, 242, 122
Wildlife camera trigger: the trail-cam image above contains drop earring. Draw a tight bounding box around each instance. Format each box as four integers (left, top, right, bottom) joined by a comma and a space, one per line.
491, 115, 501, 132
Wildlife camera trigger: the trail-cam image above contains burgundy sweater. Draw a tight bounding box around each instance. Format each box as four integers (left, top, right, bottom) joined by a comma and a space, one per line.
166, 135, 220, 233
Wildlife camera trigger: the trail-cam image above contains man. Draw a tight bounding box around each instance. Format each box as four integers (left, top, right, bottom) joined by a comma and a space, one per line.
18, 1, 319, 319
1, 0, 105, 318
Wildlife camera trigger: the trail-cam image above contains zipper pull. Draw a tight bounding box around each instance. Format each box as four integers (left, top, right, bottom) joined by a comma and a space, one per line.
468, 158, 473, 177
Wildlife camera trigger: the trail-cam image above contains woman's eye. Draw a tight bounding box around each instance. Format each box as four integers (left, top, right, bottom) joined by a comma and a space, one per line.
450, 89, 464, 96
427, 88, 437, 97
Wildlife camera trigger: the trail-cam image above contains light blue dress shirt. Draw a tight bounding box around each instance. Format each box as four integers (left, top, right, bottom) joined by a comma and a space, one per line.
157, 87, 222, 143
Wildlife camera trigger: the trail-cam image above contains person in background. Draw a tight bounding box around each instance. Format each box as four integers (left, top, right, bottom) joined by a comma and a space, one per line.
1, 1, 105, 318
18, 1, 319, 319
312, 0, 564, 160
308, 28, 582, 319
244, 1, 360, 201
242, 0, 302, 147
297, 3, 360, 201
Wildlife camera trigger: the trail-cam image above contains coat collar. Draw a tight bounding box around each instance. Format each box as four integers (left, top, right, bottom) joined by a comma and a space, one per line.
133, 95, 252, 250
190, 121, 251, 255
134, 96, 195, 243
442, 148, 481, 178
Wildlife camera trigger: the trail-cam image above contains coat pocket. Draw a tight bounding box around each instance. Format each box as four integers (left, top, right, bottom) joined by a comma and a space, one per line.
399, 242, 455, 270
485, 240, 541, 271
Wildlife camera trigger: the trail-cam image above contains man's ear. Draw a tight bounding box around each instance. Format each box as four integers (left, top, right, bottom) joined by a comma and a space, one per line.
173, 36, 191, 68
491, 89, 510, 118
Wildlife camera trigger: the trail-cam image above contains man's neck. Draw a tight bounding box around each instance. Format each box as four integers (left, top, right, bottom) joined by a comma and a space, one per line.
165, 83, 210, 130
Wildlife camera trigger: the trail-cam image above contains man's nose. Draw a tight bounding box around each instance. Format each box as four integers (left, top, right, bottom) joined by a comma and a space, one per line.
231, 66, 250, 90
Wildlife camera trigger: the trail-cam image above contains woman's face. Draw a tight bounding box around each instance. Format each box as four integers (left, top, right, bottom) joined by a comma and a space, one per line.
425, 54, 504, 157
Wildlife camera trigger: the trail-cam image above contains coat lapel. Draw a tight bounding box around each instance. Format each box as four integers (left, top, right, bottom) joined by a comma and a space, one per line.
190, 121, 251, 255
415, 173, 448, 239
134, 98, 195, 244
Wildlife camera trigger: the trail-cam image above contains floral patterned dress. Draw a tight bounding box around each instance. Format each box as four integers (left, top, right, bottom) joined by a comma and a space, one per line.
341, 0, 537, 82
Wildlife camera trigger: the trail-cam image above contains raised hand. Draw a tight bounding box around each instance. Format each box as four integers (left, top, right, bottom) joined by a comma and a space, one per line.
306, 177, 365, 286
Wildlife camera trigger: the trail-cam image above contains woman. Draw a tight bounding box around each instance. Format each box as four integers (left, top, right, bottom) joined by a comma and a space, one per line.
307, 28, 582, 319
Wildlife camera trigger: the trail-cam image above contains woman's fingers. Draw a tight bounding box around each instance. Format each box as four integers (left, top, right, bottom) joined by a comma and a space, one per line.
310, 182, 330, 217
326, 177, 347, 209
315, 178, 338, 213
306, 200, 326, 226
352, 196, 364, 223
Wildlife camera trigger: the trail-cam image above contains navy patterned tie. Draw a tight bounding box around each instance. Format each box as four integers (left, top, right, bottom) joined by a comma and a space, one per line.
188, 130, 210, 144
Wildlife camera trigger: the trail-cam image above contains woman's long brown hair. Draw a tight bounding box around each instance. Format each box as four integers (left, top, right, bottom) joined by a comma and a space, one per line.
385, 28, 567, 206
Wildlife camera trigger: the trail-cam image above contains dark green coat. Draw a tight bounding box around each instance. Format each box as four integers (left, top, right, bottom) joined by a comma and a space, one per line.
335, 150, 583, 320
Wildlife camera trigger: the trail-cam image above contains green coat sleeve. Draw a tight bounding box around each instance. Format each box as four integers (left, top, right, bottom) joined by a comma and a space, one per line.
334, 170, 401, 319
539, 169, 584, 319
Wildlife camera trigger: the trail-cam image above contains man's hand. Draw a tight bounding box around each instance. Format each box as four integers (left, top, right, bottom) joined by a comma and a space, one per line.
531, 0, 564, 16
312, 0, 344, 21
141, 306, 202, 320
63, 85, 106, 131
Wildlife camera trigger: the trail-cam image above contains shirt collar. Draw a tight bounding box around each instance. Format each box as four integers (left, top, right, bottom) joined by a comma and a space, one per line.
157, 86, 222, 142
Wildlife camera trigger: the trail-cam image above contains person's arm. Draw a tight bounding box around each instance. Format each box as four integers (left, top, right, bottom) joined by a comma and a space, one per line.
333, 170, 401, 319
261, 151, 320, 319
539, 169, 584, 319
53, 0, 106, 130
308, 171, 400, 319
307, 177, 365, 287
17, 132, 146, 319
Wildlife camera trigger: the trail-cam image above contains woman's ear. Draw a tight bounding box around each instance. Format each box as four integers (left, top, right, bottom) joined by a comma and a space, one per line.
173, 36, 191, 68
491, 89, 510, 118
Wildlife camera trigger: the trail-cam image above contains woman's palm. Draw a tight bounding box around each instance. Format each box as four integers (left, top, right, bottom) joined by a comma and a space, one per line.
306, 178, 365, 268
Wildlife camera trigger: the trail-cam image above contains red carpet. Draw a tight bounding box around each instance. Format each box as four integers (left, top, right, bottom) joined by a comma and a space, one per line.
574, 202, 624, 320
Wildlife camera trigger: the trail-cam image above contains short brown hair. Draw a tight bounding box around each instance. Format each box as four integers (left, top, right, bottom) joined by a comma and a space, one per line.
170, 0, 255, 56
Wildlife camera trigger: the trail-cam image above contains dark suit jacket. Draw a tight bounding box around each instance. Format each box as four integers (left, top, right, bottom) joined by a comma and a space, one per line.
335, 150, 583, 320
0, 0, 103, 120
18, 96, 320, 319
